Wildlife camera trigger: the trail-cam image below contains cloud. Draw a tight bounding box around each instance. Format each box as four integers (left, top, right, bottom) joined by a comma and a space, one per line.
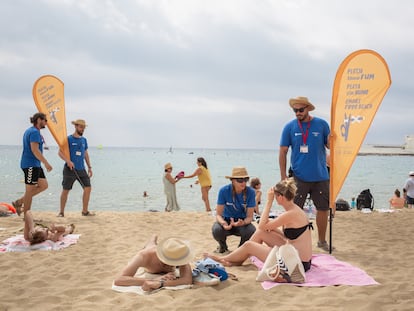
1, 0, 413, 148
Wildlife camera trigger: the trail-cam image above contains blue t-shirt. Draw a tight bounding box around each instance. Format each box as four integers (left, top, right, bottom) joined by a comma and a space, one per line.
20, 127, 43, 169
280, 117, 330, 182
67, 135, 88, 170
217, 184, 256, 220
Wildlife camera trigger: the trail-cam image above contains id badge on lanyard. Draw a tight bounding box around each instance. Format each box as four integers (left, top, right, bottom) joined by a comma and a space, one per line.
298, 120, 311, 153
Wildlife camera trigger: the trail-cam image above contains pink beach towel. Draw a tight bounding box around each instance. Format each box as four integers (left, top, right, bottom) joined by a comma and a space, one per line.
251, 253, 379, 289
0, 234, 80, 252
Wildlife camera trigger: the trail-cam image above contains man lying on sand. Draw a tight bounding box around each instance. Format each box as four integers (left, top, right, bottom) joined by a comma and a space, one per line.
114, 235, 194, 292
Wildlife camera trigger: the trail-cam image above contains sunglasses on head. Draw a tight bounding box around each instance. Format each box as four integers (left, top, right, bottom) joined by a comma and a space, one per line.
293, 107, 306, 113
233, 177, 249, 183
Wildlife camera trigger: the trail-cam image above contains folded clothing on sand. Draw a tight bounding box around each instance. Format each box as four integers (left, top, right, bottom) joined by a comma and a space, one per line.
251, 253, 379, 289
0, 234, 80, 252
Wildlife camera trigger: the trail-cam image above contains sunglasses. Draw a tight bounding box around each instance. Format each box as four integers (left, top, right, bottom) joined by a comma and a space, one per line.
293, 107, 306, 113
233, 177, 249, 183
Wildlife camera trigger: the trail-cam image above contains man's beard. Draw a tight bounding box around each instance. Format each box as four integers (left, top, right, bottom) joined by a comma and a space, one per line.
76, 130, 84, 136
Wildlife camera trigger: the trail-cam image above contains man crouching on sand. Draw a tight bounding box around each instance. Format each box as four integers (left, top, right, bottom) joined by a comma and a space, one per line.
114, 235, 194, 292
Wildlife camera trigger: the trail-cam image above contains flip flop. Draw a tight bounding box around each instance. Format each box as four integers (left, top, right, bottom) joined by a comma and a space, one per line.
82, 211, 95, 216
12, 201, 22, 216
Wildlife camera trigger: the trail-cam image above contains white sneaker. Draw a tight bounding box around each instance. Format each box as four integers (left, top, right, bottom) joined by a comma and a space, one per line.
193, 272, 220, 286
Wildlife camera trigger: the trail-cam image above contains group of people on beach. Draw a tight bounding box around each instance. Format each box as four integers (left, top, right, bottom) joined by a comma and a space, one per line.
114, 96, 330, 291
11, 113, 94, 245
389, 171, 414, 209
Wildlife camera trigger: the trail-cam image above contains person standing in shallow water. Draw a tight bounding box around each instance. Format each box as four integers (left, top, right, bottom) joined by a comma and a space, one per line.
163, 163, 181, 212
182, 157, 212, 212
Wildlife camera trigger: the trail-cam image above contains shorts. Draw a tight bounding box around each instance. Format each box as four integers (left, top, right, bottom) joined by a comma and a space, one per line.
62, 166, 91, 190
406, 196, 414, 204
23, 167, 45, 185
293, 177, 330, 211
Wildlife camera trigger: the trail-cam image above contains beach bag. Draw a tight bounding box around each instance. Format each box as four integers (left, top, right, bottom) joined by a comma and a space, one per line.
335, 198, 351, 211
256, 244, 306, 283
356, 189, 374, 210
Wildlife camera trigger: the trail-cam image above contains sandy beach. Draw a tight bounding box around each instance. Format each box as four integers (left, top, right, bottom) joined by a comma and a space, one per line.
1, 209, 413, 311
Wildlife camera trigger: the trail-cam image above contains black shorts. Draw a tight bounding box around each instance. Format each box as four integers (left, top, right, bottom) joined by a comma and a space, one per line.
406, 195, 414, 204
293, 177, 330, 211
23, 167, 45, 185
62, 166, 91, 190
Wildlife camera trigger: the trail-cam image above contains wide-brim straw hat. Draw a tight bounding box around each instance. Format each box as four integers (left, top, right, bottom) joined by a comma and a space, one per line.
164, 162, 173, 170
156, 238, 194, 266
225, 166, 249, 179
289, 96, 315, 111
71, 119, 87, 127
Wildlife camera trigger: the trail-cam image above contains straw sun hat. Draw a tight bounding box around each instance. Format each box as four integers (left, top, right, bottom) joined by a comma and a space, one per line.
225, 166, 249, 179
156, 238, 194, 266
289, 96, 315, 111
164, 163, 173, 170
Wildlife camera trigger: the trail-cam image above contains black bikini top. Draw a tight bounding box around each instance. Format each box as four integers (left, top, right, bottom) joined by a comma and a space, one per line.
283, 222, 313, 240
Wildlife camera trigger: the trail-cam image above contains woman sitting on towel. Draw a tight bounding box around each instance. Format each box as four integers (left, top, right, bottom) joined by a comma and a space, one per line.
24, 210, 75, 245
205, 178, 312, 271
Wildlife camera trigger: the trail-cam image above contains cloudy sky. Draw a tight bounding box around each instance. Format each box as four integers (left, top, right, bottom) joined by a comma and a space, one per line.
1, 0, 413, 149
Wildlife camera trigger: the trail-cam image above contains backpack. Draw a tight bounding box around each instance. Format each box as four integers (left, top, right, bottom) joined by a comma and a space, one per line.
335, 198, 350, 211
356, 189, 374, 210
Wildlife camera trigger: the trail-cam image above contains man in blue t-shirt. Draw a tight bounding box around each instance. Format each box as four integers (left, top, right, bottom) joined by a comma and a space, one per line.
58, 119, 94, 217
12, 113, 53, 215
212, 167, 256, 253
279, 96, 331, 252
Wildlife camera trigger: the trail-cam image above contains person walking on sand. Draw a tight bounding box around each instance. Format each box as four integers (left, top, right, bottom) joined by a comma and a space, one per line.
279, 96, 331, 252
212, 166, 256, 253
182, 157, 212, 212
163, 163, 181, 211
114, 235, 193, 292
204, 178, 312, 272
58, 119, 94, 217
12, 113, 53, 215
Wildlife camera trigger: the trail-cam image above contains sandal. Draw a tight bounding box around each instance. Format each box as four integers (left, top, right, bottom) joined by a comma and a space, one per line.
12, 201, 22, 216
57, 212, 64, 217
82, 211, 95, 216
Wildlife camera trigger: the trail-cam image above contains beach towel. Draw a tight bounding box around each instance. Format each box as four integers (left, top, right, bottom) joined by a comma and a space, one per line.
112, 267, 192, 295
251, 253, 378, 289
0, 234, 80, 252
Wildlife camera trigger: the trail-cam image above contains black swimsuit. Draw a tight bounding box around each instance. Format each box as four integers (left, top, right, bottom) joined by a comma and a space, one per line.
283, 223, 313, 240
283, 223, 313, 271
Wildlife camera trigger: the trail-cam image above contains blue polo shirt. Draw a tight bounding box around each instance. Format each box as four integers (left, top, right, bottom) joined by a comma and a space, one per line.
217, 184, 256, 219
67, 135, 88, 170
20, 127, 43, 169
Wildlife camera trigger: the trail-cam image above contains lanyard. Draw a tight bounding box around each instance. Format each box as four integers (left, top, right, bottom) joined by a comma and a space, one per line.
297, 120, 311, 145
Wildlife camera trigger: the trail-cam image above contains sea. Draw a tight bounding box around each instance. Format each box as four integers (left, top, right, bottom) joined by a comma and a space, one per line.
1, 145, 413, 213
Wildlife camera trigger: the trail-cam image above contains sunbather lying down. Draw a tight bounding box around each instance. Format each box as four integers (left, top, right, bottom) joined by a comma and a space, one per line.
24, 210, 75, 245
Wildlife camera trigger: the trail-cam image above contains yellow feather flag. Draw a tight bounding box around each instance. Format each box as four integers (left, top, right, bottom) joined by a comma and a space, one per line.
330, 50, 391, 207
32, 75, 70, 159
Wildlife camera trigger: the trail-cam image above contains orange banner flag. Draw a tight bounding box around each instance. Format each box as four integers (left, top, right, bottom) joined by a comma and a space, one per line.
32, 75, 70, 159
330, 50, 391, 207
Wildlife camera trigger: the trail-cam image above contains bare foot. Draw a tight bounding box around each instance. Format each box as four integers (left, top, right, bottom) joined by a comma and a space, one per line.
203, 253, 233, 267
